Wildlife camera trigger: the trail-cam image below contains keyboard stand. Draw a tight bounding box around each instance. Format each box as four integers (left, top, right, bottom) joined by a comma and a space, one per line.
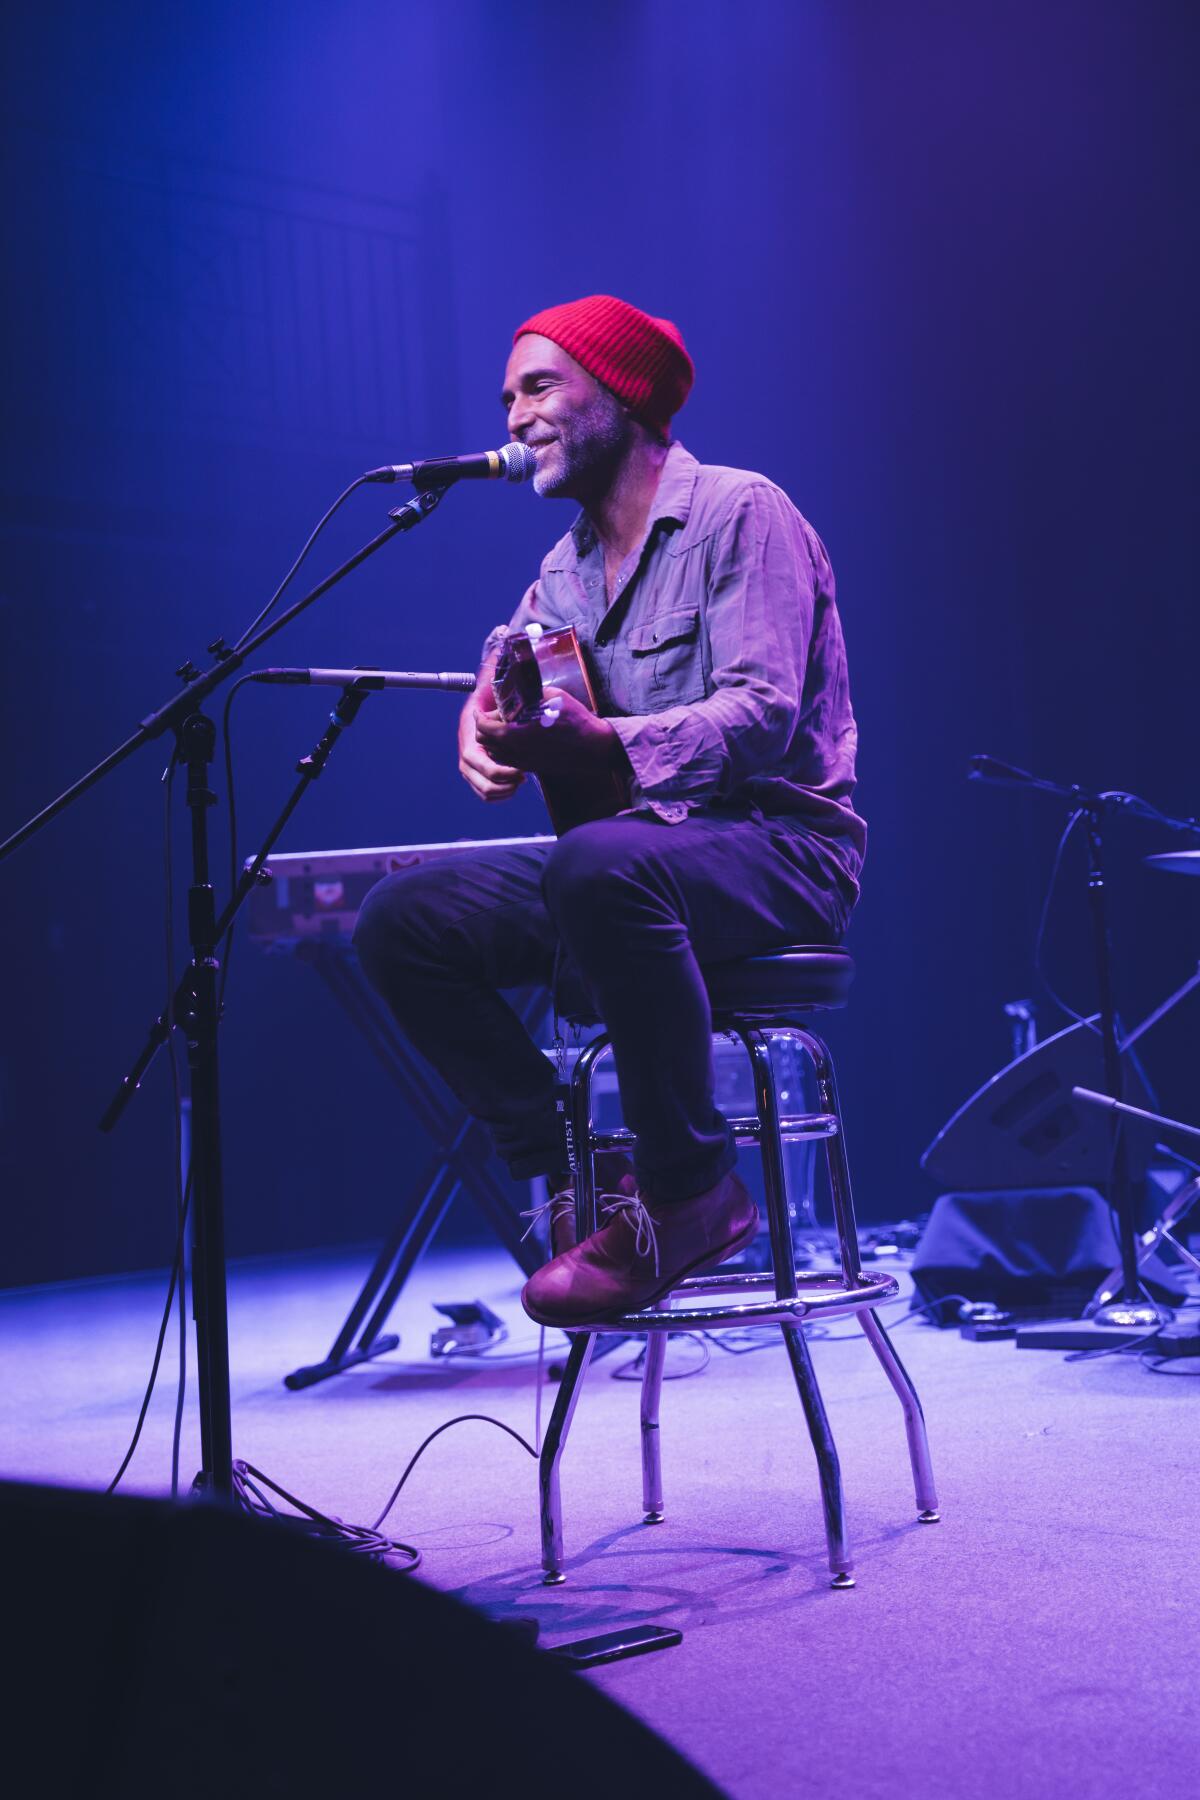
280, 940, 546, 1389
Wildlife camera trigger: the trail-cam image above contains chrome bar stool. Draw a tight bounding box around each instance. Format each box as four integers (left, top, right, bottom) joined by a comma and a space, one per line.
538, 946, 939, 1589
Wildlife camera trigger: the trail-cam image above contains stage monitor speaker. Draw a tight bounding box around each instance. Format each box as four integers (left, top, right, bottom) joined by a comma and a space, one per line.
921, 1018, 1154, 1192
3, 1481, 721, 1800
911, 1186, 1184, 1315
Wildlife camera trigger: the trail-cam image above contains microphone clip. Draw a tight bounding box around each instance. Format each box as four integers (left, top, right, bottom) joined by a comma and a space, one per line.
388, 486, 447, 526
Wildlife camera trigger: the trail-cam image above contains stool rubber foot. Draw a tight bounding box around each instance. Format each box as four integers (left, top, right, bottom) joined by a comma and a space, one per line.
830, 1571, 856, 1590
918, 1509, 941, 1524
542, 1570, 567, 1586
643, 1510, 665, 1524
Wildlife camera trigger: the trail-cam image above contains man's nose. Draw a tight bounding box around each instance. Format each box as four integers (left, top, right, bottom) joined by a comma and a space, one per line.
507, 394, 535, 436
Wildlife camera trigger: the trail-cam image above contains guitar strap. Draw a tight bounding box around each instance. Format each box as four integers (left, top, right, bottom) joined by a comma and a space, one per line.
549, 944, 580, 1181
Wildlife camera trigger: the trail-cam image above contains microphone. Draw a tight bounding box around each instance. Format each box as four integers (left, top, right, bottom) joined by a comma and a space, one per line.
1072, 1088, 1200, 1145
364, 442, 537, 489
967, 754, 1036, 786
251, 667, 477, 692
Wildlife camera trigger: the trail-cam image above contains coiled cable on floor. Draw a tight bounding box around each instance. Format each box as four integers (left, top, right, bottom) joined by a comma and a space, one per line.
231, 1460, 422, 1567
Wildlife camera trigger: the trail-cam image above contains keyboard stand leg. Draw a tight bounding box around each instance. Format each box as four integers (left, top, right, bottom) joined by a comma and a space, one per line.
281, 945, 545, 1389
283, 1157, 456, 1389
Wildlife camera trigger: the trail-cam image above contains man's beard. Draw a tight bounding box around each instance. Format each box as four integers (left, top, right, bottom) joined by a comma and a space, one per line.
532, 390, 630, 498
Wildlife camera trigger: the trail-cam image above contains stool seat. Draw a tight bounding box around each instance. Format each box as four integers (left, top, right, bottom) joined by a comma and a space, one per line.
560, 944, 854, 1025
705, 945, 854, 1014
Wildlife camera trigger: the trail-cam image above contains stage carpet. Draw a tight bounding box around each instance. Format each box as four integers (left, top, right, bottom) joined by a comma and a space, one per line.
3, 1238, 1197, 1798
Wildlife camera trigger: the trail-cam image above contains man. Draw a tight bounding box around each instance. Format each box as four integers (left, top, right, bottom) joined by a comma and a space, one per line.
353, 294, 865, 1328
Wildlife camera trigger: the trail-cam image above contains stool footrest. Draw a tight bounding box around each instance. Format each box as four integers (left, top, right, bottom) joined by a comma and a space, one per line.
560, 1270, 900, 1334
587, 1112, 839, 1156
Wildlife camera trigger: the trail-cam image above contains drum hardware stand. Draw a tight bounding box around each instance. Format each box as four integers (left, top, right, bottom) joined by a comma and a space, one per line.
969, 755, 1200, 1335
0, 482, 458, 1506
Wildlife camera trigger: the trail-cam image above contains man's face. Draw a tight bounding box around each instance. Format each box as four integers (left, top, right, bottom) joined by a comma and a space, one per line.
501, 334, 631, 498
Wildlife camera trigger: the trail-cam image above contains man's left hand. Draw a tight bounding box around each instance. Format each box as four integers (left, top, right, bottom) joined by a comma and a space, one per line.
474, 687, 623, 776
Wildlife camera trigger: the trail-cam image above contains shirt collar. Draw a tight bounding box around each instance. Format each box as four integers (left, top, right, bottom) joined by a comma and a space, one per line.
548, 441, 699, 569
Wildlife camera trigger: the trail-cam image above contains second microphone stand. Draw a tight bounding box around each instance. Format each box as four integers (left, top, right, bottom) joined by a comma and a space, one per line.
1077, 799, 1158, 1328
971, 757, 1200, 1331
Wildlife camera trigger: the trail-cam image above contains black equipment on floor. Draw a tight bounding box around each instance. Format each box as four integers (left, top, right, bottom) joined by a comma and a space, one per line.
910, 1186, 1185, 1317
918, 1020, 1159, 1319
918, 1022, 1194, 1319
2, 1481, 720, 1800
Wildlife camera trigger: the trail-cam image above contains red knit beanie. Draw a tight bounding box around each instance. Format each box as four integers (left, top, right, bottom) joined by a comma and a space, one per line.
514, 294, 694, 439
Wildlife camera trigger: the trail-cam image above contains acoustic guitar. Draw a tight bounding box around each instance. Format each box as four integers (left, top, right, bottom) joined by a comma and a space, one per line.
492, 623, 631, 835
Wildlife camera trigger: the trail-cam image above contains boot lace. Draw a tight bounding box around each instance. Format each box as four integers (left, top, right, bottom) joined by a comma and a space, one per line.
521, 1185, 656, 1263
518, 1193, 575, 1244
600, 1192, 660, 1276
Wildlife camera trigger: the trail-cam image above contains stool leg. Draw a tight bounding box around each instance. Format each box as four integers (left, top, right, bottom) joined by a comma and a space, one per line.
793, 1027, 863, 1282
738, 1027, 798, 1296
539, 1331, 596, 1584
780, 1322, 855, 1587
640, 1324, 668, 1523
738, 1027, 853, 1587
858, 1309, 940, 1520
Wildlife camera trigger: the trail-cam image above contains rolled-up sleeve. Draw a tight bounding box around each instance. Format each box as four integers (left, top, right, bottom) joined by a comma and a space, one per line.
609, 482, 815, 820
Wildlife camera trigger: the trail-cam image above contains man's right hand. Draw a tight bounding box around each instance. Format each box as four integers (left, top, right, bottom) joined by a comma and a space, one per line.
458, 674, 526, 803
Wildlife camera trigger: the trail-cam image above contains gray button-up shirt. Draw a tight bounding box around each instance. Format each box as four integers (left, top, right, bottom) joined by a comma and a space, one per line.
490, 441, 866, 896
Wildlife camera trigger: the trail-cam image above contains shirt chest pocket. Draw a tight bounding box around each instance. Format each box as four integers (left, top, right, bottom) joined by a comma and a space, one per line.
626, 606, 706, 707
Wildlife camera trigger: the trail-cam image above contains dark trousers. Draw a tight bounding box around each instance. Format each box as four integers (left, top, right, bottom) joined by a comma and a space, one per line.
352, 810, 850, 1204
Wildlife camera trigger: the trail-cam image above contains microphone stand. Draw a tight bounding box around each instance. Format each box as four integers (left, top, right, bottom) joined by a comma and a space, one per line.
0, 487, 445, 861
99, 668, 477, 1139
0, 483, 448, 1505
968, 757, 1200, 1331
1071, 1090, 1200, 1148
1078, 798, 1156, 1326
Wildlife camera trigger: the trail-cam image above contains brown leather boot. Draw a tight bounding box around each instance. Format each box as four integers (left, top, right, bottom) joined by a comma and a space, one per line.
521, 1170, 758, 1328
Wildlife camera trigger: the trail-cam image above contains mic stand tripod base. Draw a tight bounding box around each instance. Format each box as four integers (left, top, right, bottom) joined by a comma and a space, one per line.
1087, 1296, 1172, 1330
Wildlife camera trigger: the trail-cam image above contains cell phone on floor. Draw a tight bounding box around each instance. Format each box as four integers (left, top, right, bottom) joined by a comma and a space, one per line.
546, 1624, 682, 1668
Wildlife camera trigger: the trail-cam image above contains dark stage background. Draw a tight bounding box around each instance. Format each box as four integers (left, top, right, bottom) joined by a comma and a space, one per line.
2, 1, 1197, 1286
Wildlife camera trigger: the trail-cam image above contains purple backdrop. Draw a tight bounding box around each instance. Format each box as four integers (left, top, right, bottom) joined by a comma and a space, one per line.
2, 0, 1197, 1282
